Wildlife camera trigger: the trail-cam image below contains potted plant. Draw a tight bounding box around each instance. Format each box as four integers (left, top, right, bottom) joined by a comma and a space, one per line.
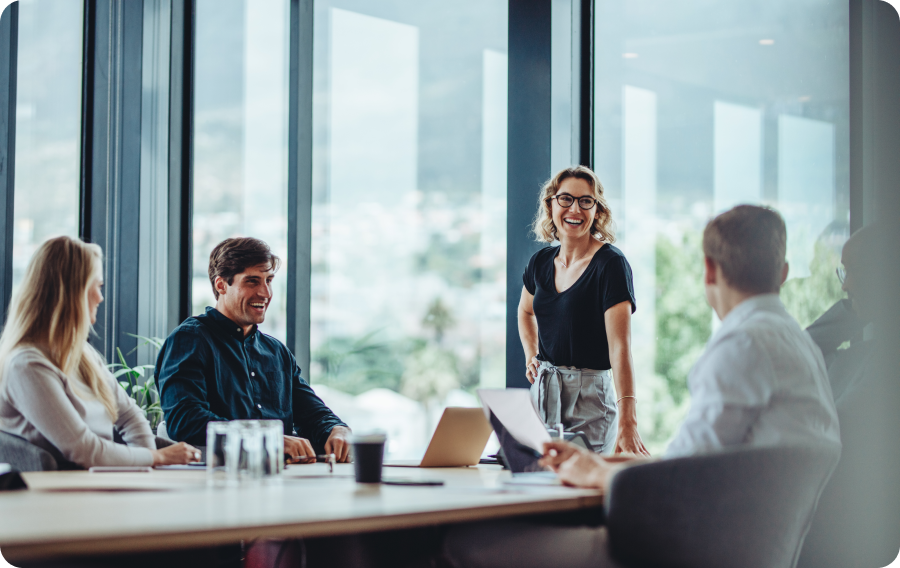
108, 334, 164, 433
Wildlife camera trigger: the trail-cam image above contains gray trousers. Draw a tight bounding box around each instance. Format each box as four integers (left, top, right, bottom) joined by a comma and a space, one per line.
531, 361, 618, 452
442, 521, 623, 568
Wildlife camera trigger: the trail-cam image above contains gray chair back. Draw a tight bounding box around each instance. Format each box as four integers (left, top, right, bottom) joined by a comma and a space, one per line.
0, 431, 58, 472
605, 444, 840, 568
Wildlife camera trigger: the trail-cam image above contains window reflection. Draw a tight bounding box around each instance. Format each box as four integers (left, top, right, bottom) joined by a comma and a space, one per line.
594, 0, 850, 452
192, 0, 289, 341
311, 1, 508, 459
12, 0, 83, 290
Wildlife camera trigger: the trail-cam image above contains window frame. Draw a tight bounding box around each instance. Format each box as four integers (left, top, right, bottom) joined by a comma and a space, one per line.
0, 0, 877, 383
0, 1, 17, 315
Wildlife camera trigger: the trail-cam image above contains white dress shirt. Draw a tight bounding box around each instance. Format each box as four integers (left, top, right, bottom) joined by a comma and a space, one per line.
666, 294, 841, 457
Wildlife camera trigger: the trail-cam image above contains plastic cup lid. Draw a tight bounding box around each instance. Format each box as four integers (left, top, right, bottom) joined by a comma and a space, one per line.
350, 433, 387, 444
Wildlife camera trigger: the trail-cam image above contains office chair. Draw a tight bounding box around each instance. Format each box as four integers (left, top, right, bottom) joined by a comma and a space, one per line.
1, 430, 176, 472
604, 444, 840, 568
0, 431, 58, 471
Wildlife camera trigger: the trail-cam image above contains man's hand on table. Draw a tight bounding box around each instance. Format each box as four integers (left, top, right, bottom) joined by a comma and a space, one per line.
325, 425, 351, 463
283, 426, 351, 464
540, 440, 655, 491
284, 435, 316, 464
539, 440, 609, 489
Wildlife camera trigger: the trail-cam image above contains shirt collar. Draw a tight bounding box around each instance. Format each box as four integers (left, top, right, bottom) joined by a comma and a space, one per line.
205, 307, 257, 341
715, 293, 784, 339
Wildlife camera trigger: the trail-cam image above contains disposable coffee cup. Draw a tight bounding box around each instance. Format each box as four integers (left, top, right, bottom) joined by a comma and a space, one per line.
351, 433, 386, 483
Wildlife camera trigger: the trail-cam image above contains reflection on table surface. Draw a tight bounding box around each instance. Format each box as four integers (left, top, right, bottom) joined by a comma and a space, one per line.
0, 465, 602, 564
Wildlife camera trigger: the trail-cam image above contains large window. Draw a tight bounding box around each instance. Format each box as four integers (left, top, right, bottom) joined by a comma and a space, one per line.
192, 0, 290, 341
12, 0, 83, 290
310, 1, 508, 458
594, 0, 850, 452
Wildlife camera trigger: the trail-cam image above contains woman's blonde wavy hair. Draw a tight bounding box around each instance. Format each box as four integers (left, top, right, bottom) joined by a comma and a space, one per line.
0, 236, 118, 420
532, 165, 616, 243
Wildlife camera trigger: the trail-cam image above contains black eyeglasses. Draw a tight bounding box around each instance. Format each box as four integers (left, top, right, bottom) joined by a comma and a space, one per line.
546, 193, 598, 210
836, 266, 846, 285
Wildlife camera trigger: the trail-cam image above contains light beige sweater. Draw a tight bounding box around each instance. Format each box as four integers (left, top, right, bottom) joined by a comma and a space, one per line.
0, 346, 155, 467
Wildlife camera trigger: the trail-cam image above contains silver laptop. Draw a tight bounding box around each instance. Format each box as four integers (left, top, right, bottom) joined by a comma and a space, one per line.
383, 407, 494, 468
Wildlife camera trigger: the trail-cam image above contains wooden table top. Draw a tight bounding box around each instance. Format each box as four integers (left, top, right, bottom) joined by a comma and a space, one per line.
0, 464, 603, 563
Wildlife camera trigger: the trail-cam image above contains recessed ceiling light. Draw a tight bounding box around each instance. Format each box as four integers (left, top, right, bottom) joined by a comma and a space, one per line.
759, 39, 775, 46
622, 53, 639, 59
799, 95, 812, 102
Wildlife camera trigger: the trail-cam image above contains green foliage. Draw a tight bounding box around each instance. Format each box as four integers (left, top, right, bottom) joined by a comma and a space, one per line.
108, 334, 164, 430
655, 231, 711, 405
422, 298, 456, 344
311, 330, 418, 395
400, 345, 461, 404
415, 233, 482, 288
312, 298, 468, 399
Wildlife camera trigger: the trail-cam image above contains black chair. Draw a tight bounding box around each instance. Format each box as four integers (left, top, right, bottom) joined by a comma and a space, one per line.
604, 444, 840, 568
1, 430, 176, 472
797, 367, 900, 568
0, 431, 58, 472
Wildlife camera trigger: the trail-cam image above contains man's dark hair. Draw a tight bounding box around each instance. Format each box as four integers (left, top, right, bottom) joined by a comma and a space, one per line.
703, 205, 786, 294
208, 237, 281, 299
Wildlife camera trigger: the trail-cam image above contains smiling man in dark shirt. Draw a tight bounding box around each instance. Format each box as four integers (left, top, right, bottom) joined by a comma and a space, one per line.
156, 237, 350, 462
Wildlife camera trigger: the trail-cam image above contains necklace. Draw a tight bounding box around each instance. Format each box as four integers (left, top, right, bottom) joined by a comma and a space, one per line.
559, 250, 590, 269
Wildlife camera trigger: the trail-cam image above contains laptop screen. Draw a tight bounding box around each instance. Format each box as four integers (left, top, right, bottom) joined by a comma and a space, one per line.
488, 411, 548, 474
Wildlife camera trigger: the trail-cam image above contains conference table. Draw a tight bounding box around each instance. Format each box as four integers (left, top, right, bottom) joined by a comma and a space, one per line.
0, 464, 604, 564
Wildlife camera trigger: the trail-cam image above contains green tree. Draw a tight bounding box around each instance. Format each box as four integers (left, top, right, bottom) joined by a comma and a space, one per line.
422, 297, 456, 344
655, 231, 711, 405
311, 330, 417, 395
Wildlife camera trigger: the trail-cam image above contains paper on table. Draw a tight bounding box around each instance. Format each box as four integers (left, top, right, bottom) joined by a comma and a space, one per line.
477, 389, 551, 453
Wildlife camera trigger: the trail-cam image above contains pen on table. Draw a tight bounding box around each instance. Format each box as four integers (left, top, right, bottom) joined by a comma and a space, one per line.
285, 453, 337, 472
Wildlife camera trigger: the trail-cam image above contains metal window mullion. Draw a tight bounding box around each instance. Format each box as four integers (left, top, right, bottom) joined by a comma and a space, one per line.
83, 0, 145, 365
578, 0, 593, 168
0, 2, 18, 320
167, 0, 194, 331
137, 0, 172, 366
286, 0, 314, 377
506, 0, 552, 388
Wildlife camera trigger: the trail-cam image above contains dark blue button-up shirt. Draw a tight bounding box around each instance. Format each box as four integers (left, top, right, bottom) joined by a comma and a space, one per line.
156, 307, 346, 448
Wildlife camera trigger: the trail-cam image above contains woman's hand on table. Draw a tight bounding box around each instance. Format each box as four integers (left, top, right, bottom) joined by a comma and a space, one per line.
151, 442, 201, 466
613, 422, 650, 456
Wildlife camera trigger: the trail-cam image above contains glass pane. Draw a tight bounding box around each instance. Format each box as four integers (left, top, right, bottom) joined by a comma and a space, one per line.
192, 0, 289, 341
13, 0, 83, 289
311, 1, 508, 459
594, 0, 849, 453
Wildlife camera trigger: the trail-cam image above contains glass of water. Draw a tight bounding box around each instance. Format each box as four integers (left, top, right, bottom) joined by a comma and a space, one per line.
207, 420, 285, 486
206, 421, 237, 487
259, 420, 285, 479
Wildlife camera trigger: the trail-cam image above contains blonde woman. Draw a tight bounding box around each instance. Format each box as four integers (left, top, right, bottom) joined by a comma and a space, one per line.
519, 166, 648, 455
0, 236, 199, 468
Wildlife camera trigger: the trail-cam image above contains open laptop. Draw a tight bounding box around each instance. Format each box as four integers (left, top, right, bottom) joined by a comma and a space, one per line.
477, 388, 567, 484
383, 407, 494, 468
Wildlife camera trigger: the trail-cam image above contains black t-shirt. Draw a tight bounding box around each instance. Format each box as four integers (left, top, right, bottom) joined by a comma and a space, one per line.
523, 244, 636, 370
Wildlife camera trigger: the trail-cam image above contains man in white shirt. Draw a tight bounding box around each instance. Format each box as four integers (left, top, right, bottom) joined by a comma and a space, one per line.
442, 205, 841, 568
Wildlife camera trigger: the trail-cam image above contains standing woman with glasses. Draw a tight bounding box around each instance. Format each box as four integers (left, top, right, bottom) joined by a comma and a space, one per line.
519, 166, 648, 455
